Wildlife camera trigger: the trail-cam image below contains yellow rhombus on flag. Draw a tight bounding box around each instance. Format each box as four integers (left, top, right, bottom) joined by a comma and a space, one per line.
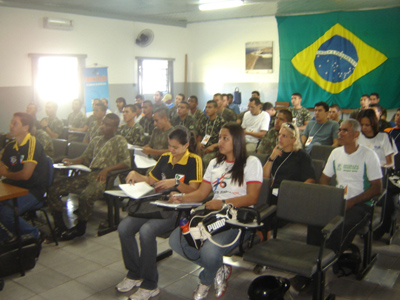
291, 23, 387, 94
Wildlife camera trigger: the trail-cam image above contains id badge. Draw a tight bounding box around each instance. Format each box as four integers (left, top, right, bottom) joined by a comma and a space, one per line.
305, 136, 314, 147
201, 134, 211, 145
144, 132, 149, 136
272, 188, 279, 196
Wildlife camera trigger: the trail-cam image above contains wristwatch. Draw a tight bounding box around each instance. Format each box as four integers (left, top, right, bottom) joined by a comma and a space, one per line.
268, 157, 275, 162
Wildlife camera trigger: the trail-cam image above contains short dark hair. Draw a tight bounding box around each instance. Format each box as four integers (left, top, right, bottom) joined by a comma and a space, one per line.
315, 101, 329, 112
156, 91, 164, 98
370, 92, 379, 98
221, 93, 228, 98
14, 112, 34, 132
105, 113, 120, 127
213, 93, 222, 99
262, 102, 274, 111
370, 103, 382, 113
124, 104, 136, 113
133, 103, 142, 111
169, 125, 196, 153
116, 97, 126, 105
154, 107, 169, 119
143, 100, 153, 107
329, 104, 341, 111
252, 91, 260, 96
278, 109, 293, 122
94, 103, 107, 112
361, 94, 370, 99
227, 93, 233, 99
135, 94, 144, 100
249, 97, 261, 106
207, 100, 218, 108
178, 101, 190, 109
189, 95, 198, 103
292, 93, 302, 98
177, 93, 185, 101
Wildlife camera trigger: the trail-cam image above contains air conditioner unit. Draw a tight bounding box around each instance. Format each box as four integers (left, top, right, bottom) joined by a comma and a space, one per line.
43, 17, 74, 31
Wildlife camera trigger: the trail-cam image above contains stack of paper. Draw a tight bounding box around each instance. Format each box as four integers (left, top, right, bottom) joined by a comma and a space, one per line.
53, 163, 91, 172
119, 182, 159, 199
133, 147, 157, 168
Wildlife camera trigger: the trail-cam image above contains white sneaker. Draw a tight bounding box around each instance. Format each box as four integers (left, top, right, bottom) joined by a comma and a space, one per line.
116, 277, 143, 292
193, 283, 210, 300
129, 287, 160, 300
214, 264, 232, 298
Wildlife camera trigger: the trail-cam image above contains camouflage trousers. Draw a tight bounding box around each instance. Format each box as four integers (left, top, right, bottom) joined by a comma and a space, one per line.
47, 170, 105, 221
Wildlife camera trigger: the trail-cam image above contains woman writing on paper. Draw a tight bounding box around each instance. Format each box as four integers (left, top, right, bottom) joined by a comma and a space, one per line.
168, 122, 263, 300
116, 126, 203, 300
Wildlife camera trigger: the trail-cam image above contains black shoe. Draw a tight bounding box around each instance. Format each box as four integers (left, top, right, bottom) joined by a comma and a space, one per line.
60, 226, 85, 241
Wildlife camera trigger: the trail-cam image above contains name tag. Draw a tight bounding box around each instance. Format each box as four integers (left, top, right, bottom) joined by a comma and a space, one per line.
305, 136, 314, 147
201, 134, 211, 145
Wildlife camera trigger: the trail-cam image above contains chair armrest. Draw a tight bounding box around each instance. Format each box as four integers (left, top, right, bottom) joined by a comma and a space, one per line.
107, 168, 131, 178
259, 205, 277, 222
321, 215, 344, 240
370, 188, 387, 207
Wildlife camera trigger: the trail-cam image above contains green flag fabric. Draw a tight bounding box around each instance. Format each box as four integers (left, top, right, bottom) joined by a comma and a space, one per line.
276, 8, 400, 109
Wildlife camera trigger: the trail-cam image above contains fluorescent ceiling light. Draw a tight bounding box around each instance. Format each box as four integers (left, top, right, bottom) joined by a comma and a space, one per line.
199, 0, 243, 11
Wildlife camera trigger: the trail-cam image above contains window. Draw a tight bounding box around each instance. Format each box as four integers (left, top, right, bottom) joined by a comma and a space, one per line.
137, 57, 174, 95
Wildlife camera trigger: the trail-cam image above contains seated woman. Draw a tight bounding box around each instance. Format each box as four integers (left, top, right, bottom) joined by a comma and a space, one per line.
357, 109, 397, 167
116, 126, 203, 300
168, 122, 263, 300
263, 122, 316, 206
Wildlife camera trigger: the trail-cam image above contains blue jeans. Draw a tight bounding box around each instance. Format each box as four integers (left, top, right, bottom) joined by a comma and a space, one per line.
117, 215, 177, 290
169, 227, 243, 286
0, 193, 42, 241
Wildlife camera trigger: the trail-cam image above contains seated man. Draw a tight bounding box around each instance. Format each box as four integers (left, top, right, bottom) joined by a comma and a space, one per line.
143, 107, 174, 161
40, 101, 63, 139
33, 126, 55, 158
83, 103, 106, 143
241, 97, 270, 153
26, 102, 42, 131
370, 92, 387, 120
228, 93, 240, 114
67, 99, 88, 141
139, 100, 155, 144
170, 101, 196, 134
196, 100, 226, 167
0, 113, 48, 241
216, 93, 237, 123
288, 93, 311, 131
349, 94, 371, 119
263, 102, 276, 130
301, 101, 339, 154
115, 97, 126, 126
188, 95, 206, 126
370, 104, 391, 132
153, 91, 166, 111
48, 114, 130, 241
309, 119, 382, 253
168, 93, 185, 120
117, 104, 145, 146
257, 109, 293, 158
328, 104, 342, 125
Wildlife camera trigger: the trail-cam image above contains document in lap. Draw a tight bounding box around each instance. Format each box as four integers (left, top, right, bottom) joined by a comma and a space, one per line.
53, 163, 91, 172
119, 182, 162, 199
133, 147, 157, 168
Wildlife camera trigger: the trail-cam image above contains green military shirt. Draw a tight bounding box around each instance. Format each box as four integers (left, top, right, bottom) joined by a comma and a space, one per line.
237, 110, 247, 124
220, 107, 237, 123
349, 107, 363, 119
139, 116, 155, 136
67, 111, 87, 128
84, 121, 101, 142
36, 129, 55, 158
81, 135, 130, 169
198, 115, 226, 147
117, 123, 145, 146
169, 105, 178, 120
171, 115, 196, 133
288, 107, 311, 127
257, 128, 278, 156
148, 126, 175, 160
41, 116, 63, 136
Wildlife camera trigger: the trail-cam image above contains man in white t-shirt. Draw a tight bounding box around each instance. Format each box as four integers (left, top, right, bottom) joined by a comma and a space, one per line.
311, 119, 382, 253
241, 97, 270, 153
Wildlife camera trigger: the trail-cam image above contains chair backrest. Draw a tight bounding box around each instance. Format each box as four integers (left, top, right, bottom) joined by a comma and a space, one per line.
0, 133, 7, 150
275, 102, 290, 110
312, 159, 325, 181
46, 156, 54, 187
52, 139, 68, 157
310, 145, 336, 163
277, 180, 345, 227
255, 178, 271, 209
67, 142, 88, 158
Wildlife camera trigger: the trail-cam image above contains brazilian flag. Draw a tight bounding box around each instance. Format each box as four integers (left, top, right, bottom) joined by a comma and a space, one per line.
276, 8, 400, 109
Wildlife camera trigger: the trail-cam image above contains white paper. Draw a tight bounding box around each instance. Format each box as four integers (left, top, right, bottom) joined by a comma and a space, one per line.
53, 163, 91, 172
150, 200, 202, 208
119, 182, 156, 199
133, 148, 157, 168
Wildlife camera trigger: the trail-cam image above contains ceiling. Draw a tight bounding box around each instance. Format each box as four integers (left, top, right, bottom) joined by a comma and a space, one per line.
1, 0, 399, 27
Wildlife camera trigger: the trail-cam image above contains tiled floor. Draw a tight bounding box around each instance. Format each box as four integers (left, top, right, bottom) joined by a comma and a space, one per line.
2, 196, 400, 300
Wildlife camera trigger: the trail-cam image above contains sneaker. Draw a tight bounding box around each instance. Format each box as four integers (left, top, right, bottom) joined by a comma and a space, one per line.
214, 264, 232, 298
129, 287, 160, 300
116, 277, 143, 292
193, 283, 210, 300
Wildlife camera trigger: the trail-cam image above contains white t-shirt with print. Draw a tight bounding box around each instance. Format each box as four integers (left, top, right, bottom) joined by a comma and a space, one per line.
323, 145, 382, 200
241, 111, 270, 143
203, 155, 263, 201
358, 132, 397, 166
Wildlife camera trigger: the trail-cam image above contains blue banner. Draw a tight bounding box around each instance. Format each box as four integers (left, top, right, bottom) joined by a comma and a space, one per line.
83, 67, 109, 113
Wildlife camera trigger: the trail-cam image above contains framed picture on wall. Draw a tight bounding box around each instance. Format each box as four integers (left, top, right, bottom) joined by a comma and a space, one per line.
245, 41, 273, 73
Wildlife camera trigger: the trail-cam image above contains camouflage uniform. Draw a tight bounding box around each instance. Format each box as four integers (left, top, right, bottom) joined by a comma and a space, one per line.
117, 123, 145, 146
84, 120, 101, 142
171, 115, 196, 135
36, 129, 55, 158
269, 115, 275, 130
198, 115, 226, 167
349, 108, 363, 119
220, 107, 237, 123
41, 116, 63, 137
169, 105, 178, 120
148, 127, 175, 160
154, 102, 168, 111
139, 116, 155, 144
237, 110, 247, 125
257, 128, 278, 156
288, 107, 311, 128
189, 109, 206, 135
67, 111, 87, 128
48, 135, 130, 221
